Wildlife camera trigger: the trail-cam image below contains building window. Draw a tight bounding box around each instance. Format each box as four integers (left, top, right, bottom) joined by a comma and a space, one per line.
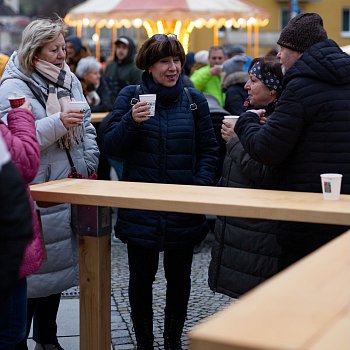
342, 9, 350, 37
280, 8, 290, 30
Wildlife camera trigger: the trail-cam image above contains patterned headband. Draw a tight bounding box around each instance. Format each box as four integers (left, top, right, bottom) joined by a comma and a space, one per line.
249, 61, 282, 92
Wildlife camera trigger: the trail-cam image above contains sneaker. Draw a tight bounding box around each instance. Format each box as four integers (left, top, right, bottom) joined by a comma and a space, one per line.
34, 343, 64, 350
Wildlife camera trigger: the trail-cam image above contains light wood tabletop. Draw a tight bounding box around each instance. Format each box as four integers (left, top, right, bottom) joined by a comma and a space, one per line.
90, 112, 108, 123
30, 178, 350, 350
190, 229, 350, 350
30, 178, 350, 225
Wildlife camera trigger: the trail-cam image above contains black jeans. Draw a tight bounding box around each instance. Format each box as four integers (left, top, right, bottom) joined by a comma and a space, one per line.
127, 244, 194, 319
15, 293, 61, 349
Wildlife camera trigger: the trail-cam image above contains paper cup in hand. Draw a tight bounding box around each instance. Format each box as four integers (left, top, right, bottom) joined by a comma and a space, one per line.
8, 96, 25, 108
68, 101, 89, 113
320, 173, 343, 200
223, 115, 240, 127
139, 94, 156, 116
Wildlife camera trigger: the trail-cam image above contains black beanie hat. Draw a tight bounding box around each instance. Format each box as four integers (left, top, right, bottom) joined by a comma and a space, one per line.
277, 13, 328, 52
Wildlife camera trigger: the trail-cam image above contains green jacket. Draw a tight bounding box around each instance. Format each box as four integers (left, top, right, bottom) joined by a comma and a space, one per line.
190, 65, 225, 106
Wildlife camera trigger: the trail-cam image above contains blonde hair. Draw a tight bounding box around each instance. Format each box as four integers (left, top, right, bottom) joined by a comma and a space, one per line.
18, 17, 67, 74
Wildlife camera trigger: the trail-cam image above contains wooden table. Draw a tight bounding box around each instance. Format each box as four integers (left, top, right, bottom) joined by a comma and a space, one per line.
30, 179, 350, 350
190, 229, 350, 350
90, 112, 108, 123
31, 178, 350, 225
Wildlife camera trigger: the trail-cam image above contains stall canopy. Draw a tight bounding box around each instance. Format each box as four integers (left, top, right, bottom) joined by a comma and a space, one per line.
65, 0, 269, 57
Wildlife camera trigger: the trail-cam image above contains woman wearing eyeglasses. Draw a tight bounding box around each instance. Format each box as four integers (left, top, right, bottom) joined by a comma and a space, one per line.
102, 34, 219, 350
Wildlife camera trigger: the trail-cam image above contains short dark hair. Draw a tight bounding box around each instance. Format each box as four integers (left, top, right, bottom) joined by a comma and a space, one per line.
135, 34, 186, 71
208, 46, 225, 57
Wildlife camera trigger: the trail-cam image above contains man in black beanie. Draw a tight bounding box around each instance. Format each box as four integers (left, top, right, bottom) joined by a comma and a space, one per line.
235, 12, 350, 271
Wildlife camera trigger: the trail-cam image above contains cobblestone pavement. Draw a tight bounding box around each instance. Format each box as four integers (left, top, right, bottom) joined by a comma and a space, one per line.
110, 232, 234, 350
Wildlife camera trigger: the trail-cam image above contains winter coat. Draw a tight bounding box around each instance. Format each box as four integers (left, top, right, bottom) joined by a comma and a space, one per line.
0, 108, 44, 279
81, 76, 112, 113
190, 65, 225, 107
0, 52, 99, 298
208, 136, 281, 298
0, 137, 32, 309
102, 74, 219, 251
235, 39, 350, 268
104, 38, 142, 101
221, 71, 249, 116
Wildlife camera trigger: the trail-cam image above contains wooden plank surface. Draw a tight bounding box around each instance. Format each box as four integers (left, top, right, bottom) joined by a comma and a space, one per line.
30, 178, 350, 225
189, 230, 350, 350
90, 112, 108, 123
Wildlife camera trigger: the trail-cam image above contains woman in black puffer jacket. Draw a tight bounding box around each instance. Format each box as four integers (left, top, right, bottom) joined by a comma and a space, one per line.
102, 34, 218, 350
208, 56, 283, 298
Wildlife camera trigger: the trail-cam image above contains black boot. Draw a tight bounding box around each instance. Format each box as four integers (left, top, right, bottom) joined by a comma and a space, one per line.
163, 310, 186, 350
131, 313, 154, 350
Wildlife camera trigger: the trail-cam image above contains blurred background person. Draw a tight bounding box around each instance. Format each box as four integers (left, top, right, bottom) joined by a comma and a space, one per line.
75, 56, 114, 181
75, 56, 112, 113
221, 55, 249, 116
104, 36, 142, 101
0, 52, 9, 79
209, 55, 283, 298
102, 33, 218, 350
65, 35, 91, 73
190, 50, 208, 75
0, 17, 99, 350
223, 43, 252, 71
191, 45, 226, 107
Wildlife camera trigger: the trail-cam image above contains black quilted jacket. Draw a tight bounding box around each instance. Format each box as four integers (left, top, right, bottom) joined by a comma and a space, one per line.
236, 39, 350, 267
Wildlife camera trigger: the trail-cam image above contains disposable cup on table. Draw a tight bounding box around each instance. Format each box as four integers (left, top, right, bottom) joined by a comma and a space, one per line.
320, 173, 343, 200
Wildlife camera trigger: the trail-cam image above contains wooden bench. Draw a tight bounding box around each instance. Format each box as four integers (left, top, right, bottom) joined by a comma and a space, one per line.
30, 179, 350, 350
190, 230, 350, 350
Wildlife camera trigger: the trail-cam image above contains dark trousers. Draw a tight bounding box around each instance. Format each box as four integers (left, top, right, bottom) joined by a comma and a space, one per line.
15, 293, 61, 349
0, 279, 27, 350
127, 244, 194, 319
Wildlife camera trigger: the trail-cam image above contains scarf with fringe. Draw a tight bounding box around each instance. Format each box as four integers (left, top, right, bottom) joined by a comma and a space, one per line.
34, 58, 85, 150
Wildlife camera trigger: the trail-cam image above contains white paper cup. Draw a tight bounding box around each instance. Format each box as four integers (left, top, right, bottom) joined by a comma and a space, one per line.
139, 94, 156, 116
68, 101, 89, 113
223, 115, 240, 127
320, 173, 343, 200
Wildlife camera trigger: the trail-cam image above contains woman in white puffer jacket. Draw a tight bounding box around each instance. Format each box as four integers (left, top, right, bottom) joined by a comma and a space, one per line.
0, 17, 99, 350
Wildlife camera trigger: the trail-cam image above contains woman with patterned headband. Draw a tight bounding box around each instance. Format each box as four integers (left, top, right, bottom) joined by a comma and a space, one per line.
208, 54, 284, 299
102, 34, 219, 349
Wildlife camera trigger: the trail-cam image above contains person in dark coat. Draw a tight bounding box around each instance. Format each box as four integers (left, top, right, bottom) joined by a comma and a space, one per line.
0, 134, 33, 348
221, 55, 249, 116
235, 13, 350, 270
104, 36, 142, 101
208, 56, 284, 298
65, 35, 91, 73
102, 34, 219, 350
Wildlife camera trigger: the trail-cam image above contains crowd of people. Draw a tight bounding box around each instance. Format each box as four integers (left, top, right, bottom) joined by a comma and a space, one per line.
1, 11, 350, 350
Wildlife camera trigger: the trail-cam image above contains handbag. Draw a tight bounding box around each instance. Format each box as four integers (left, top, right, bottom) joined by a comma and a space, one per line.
65, 148, 98, 179
65, 149, 111, 236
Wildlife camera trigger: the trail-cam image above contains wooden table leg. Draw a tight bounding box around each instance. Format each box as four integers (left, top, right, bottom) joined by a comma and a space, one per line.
79, 234, 111, 350
72, 205, 112, 350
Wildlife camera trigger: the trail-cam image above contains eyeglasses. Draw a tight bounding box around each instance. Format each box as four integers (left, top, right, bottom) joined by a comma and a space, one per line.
152, 34, 177, 42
